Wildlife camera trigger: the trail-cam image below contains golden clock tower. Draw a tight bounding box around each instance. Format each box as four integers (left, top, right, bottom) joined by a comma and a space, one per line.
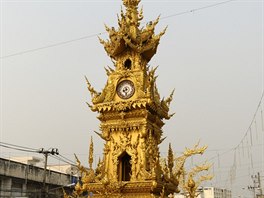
84, 0, 177, 197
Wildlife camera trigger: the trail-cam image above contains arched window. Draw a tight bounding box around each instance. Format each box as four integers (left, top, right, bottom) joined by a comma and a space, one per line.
118, 152, 131, 181
124, 59, 132, 70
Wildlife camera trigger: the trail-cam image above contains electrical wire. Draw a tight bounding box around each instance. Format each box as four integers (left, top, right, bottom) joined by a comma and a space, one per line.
236, 91, 264, 149
0, 142, 75, 166
58, 154, 76, 165
50, 154, 77, 167
0, 144, 38, 153
0, 141, 39, 151
0, 142, 40, 153
184, 92, 264, 189
160, 0, 235, 20
0, 0, 236, 59
0, 141, 80, 167
209, 91, 264, 190
1, 32, 106, 59
204, 92, 264, 163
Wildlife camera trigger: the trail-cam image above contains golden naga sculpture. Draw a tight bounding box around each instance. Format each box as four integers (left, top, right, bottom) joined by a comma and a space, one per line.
160, 142, 212, 196
177, 143, 213, 198
180, 163, 213, 198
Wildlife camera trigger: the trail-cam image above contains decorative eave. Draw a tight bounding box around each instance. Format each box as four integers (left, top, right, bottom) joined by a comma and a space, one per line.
88, 98, 173, 121
91, 99, 148, 112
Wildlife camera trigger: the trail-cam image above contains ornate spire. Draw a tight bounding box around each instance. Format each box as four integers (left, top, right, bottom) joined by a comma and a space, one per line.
88, 136, 94, 170
167, 143, 174, 176
99, 0, 166, 61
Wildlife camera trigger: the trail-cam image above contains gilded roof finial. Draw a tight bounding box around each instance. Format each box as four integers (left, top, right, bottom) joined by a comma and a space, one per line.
85, 76, 98, 98
99, 0, 166, 61
165, 89, 175, 106
123, 0, 141, 7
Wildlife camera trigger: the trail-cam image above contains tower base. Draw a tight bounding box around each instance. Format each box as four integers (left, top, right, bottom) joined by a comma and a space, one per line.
85, 181, 176, 197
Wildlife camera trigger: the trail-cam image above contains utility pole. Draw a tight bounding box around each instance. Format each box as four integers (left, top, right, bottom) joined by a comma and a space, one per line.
257, 172, 263, 197
248, 185, 256, 198
38, 148, 59, 198
249, 172, 263, 198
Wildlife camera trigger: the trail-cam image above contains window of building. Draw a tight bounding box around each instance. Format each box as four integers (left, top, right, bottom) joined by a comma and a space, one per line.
11, 181, 22, 197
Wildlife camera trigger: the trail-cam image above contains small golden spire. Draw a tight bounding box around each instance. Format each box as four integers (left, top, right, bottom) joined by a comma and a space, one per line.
167, 143, 174, 176
165, 89, 175, 106
85, 76, 98, 98
88, 136, 94, 170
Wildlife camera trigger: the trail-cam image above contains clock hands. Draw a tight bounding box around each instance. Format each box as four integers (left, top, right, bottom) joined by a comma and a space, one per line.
122, 86, 130, 96
117, 80, 135, 99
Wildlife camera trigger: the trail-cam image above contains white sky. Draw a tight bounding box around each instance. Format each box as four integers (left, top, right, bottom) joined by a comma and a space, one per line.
0, 0, 263, 197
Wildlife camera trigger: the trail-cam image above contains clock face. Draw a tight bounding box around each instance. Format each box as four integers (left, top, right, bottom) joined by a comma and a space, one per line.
116, 80, 135, 99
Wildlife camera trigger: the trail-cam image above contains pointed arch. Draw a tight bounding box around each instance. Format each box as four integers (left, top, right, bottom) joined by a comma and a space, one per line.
118, 151, 132, 181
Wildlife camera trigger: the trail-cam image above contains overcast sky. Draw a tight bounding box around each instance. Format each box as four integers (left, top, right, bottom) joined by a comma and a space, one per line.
0, 0, 263, 197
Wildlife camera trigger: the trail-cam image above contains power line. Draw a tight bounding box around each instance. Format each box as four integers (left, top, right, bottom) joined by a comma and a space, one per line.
0, 0, 236, 59
50, 154, 77, 167
0, 141, 40, 153
0, 141, 39, 151
58, 154, 76, 165
236, 91, 264, 149
0, 144, 37, 153
207, 91, 264, 190
160, 0, 236, 20
1, 32, 106, 59
0, 141, 77, 164
205, 91, 264, 162
0, 141, 78, 166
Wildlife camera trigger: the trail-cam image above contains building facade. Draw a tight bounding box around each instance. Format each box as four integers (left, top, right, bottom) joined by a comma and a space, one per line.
201, 187, 232, 198
174, 187, 232, 198
0, 157, 76, 198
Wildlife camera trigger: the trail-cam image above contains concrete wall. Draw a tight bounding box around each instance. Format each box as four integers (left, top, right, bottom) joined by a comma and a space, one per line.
0, 158, 76, 197
0, 158, 72, 185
